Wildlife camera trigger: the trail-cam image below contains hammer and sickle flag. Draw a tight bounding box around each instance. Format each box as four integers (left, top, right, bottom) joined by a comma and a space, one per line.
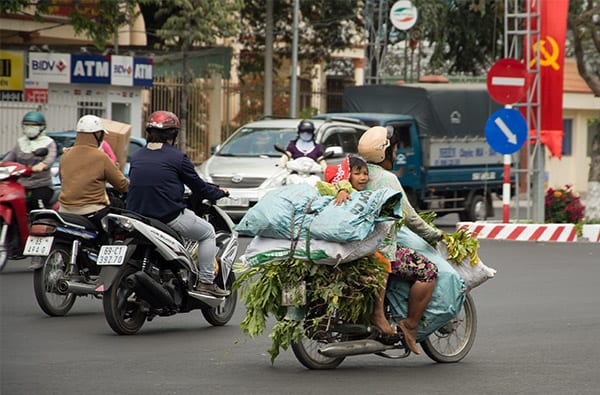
523, 0, 569, 159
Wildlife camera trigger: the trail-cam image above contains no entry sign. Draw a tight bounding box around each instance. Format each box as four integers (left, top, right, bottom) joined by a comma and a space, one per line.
486, 58, 528, 105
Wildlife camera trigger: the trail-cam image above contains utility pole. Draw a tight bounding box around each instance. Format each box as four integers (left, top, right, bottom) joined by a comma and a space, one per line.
264, 0, 273, 117
290, 0, 299, 117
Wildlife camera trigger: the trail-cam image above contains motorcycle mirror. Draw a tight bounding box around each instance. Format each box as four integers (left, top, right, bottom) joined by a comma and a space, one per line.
323, 146, 342, 159
33, 147, 49, 157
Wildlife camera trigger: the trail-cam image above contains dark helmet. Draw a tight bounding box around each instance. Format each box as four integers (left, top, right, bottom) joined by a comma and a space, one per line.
297, 120, 315, 134
146, 111, 180, 141
22, 111, 46, 126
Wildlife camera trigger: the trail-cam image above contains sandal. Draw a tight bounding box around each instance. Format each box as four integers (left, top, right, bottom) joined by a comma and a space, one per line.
398, 320, 421, 355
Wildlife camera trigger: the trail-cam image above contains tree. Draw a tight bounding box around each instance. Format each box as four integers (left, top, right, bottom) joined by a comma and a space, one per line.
1, 0, 139, 50
567, 0, 600, 96
239, 0, 363, 76
140, 0, 242, 151
567, 1, 600, 220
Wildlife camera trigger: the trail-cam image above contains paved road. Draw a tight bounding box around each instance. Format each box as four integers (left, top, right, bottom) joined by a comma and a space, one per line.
1, 238, 599, 395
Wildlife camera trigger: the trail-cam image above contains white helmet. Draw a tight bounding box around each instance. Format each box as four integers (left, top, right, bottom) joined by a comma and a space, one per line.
76, 115, 107, 134
358, 126, 391, 163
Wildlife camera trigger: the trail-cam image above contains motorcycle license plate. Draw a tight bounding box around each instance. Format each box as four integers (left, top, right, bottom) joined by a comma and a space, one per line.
281, 281, 306, 306
97, 245, 128, 266
217, 197, 249, 207
23, 236, 54, 256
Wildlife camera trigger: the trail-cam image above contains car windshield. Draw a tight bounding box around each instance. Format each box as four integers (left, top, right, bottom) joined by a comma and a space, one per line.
217, 127, 297, 157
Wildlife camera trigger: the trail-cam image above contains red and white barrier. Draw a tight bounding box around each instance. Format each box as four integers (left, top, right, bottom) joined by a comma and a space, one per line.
456, 222, 578, 242
580, 225, 600, 242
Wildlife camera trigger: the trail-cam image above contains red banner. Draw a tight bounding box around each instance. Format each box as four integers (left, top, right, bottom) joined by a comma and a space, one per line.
524, 0, 569, 159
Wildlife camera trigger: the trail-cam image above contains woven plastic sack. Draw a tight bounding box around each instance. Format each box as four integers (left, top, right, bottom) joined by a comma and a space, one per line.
235, 184, 327, 239
436, 240, 497, 291
386, 226, 467, 341
308, 188, 403, 242
235, 184, 402, 243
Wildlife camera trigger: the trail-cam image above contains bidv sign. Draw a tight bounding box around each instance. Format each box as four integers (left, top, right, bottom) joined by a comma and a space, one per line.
110, 55, 153, 87
29, 52, 71, 83
27, 53, 153, 87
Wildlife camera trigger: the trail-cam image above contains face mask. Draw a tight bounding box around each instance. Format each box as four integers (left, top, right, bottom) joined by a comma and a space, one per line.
299, 132, 313, 142
23, 125, 43, 139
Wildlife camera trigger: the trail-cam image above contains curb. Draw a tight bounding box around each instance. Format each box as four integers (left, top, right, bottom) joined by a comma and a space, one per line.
456, 222, 600, 242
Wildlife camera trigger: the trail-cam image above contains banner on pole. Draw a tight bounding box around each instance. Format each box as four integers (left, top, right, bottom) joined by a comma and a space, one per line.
524, 0, 569, 159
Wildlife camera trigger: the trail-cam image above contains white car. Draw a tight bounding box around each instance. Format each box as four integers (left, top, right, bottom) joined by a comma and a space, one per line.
197, 117, 369, 220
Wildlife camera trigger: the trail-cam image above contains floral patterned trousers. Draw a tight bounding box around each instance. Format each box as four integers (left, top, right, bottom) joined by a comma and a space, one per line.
391, 247, 438, 283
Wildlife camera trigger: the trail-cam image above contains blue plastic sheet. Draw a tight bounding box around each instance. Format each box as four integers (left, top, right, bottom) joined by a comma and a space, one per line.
386, 226, 467, 341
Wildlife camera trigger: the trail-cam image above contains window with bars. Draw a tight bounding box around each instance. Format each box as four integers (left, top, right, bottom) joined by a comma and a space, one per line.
77, 101, 105, 119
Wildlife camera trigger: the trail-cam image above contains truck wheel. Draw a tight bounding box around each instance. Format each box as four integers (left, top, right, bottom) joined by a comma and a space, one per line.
461, 194, 486, 222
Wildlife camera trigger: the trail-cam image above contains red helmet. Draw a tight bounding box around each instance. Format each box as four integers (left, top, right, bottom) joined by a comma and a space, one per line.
146, 111, 180, 131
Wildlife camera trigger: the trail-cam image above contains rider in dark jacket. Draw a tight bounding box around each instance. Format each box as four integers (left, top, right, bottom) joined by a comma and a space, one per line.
126, 110, 230, 297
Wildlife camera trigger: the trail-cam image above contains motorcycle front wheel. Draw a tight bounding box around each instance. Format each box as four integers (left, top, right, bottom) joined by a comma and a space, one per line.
420, 293, 477, 363
102, 264, 146, 335
201, 271, 237, 326
33, 244, 76, 316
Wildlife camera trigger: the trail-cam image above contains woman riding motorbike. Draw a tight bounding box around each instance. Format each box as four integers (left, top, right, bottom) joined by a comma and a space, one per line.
336, 126, 443, 355
2, 111, 57, 211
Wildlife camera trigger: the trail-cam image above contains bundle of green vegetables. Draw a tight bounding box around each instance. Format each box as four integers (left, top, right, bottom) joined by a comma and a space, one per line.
233, 256, 387, 363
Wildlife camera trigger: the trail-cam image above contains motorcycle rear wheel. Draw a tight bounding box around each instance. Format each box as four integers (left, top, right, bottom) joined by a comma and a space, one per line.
291, 332, 346, 370
420, 293, 477, 363
103, 264, 147, 335
33, 244, 76, 316
201, 272, 237, 326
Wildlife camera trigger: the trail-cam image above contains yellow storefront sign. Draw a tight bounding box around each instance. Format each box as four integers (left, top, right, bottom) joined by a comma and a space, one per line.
0, 50, 24, 91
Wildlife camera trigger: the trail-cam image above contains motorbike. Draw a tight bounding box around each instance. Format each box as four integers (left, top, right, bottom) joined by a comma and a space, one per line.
98, 196, 239, 335
285, 276, 477, 369
0, 147, 59, 272
274, 144, 334, 187
24, 188, 126, 316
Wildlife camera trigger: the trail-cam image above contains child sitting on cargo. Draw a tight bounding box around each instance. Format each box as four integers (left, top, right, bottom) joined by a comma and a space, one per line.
316, 155, 369, 202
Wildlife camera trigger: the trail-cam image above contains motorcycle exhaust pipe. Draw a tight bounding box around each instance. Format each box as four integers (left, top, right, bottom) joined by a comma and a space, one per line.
126, 271, 175, 308
56, 279, 100, 295
318, 339, 390, 358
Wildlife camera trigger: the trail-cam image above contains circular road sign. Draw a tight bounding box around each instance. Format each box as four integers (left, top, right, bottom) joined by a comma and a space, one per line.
486, 58, 528, 105
390, 1, 418, 31
485, 108, 528, 155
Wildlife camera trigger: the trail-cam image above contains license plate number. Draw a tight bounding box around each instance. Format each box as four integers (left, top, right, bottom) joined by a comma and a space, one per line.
97, 245, 128, 266
23, 236, 54, 256
217, 197, 249, 207
281, 281, 306, 306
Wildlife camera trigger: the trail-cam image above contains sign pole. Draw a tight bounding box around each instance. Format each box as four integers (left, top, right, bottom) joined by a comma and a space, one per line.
502, 103, 513, 224
503, 154, 511, 223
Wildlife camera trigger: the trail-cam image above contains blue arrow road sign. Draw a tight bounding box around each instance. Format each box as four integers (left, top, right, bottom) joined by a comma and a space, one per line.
485, 108, 528, 155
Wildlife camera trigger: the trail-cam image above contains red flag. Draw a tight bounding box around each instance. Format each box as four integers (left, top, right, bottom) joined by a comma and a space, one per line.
523, 0, 568, 159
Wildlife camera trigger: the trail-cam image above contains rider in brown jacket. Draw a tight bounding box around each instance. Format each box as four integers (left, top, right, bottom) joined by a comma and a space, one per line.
58, 115, 129, 225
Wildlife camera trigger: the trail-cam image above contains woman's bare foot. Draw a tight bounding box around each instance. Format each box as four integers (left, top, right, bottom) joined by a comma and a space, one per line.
398, 320, 421, 355
370, 312, 396, 336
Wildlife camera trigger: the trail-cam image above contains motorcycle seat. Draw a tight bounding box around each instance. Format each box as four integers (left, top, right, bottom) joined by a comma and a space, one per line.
116, 210, 184, 244
56, 213, 98, 230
